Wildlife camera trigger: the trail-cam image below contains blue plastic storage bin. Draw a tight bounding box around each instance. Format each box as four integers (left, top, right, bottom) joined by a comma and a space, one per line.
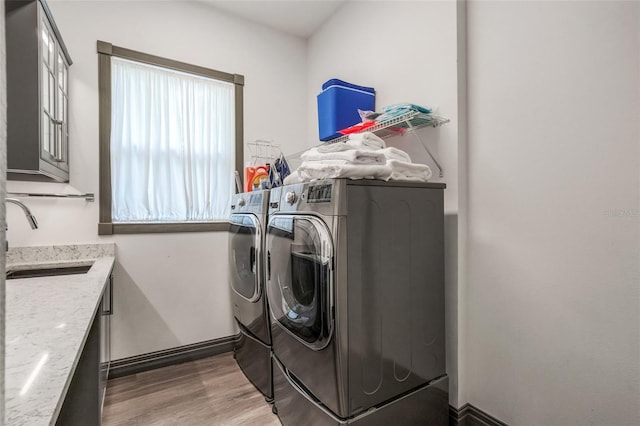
317, 79, 375, 141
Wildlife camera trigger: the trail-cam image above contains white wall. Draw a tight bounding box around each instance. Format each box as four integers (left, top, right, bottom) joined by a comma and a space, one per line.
307, 0, 462, 406
6, 0, 308, 360
465, 1, 640, 424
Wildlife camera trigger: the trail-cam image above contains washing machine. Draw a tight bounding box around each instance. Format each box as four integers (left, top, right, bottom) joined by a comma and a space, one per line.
266, 179, 449, 425
228, 189, 274, 400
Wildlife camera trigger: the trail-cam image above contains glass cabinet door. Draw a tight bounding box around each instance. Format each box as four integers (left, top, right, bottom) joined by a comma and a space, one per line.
266, 215, 334, 350
56, 51, 69, 167
40, 23, 55, 162
40, 16, 69, 170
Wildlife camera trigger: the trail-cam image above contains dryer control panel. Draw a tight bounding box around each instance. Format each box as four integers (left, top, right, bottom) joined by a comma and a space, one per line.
307, 183, 332, 203
277, 179, 345, 216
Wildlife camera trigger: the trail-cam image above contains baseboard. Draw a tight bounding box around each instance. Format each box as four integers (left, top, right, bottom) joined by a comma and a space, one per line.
108, 334, 239, 379
449, 403, 508, 426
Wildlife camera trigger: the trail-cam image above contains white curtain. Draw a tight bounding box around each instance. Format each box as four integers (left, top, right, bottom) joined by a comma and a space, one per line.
110, 57, 234, 222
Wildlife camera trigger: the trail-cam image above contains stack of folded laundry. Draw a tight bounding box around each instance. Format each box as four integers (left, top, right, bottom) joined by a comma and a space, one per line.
284, 132, 432, 184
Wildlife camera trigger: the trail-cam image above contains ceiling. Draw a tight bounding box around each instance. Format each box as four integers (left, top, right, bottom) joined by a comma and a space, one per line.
204, 0, 346, 38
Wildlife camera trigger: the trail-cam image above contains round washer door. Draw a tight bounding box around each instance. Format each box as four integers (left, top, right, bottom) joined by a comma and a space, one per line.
229, 213, 262, 302
267, 214, 334, 351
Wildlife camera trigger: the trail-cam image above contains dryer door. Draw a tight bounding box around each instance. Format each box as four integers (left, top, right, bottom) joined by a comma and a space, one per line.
267, 215, 334, 351
229, 213, 262, 302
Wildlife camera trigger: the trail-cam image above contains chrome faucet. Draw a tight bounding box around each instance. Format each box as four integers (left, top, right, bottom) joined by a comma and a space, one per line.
6, 198, 39, 229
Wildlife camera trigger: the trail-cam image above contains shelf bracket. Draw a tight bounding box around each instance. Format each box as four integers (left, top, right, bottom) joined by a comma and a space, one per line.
405, 119, 444, 178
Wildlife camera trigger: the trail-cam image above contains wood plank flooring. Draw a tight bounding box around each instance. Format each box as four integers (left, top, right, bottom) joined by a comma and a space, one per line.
103, 352, 281, 426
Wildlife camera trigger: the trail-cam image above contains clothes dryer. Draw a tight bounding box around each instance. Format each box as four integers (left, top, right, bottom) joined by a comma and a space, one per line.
266, 179, 448, 425
229, 189, 273, 400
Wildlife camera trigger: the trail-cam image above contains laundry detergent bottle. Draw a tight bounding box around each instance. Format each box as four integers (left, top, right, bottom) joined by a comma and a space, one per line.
244, 165, 268, 192
244, 166, 256, 192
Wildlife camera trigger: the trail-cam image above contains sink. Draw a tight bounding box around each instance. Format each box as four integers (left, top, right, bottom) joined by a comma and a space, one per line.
6, 265, 92, 280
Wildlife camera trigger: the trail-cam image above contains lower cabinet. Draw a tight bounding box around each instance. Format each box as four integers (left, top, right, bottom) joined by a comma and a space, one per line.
100, 273, 113, 417
56, 273, 113, 425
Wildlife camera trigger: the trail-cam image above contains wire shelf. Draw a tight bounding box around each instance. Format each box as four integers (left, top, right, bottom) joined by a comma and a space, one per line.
326, 111, 450, 144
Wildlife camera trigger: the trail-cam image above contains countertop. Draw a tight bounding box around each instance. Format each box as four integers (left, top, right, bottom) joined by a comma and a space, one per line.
5, 244, 116, 426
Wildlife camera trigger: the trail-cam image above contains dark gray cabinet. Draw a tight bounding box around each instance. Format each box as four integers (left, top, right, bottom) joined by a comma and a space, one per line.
5, 0, 72, 182
56, 306, 100, 426
100, 273, 113, 417
56, 272, 113, 425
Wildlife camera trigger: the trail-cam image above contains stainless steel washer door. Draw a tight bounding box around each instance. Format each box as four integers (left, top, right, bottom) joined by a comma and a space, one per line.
267, 214, 334, 351
229, 213, 262, 302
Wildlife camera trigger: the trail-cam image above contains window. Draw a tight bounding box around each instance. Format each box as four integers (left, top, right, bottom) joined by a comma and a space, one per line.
97, 41, 244, 235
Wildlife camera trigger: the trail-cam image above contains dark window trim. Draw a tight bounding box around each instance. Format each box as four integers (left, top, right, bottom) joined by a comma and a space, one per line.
97, 41, 243, 235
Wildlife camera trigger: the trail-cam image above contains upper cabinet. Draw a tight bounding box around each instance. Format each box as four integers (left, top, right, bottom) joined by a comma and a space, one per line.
5, 0, 72, 182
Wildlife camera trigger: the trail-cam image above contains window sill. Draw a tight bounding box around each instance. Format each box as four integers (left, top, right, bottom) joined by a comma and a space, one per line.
98, 221, 230, 235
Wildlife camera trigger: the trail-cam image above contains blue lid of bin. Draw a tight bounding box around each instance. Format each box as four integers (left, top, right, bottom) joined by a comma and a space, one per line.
321, 79, 375, 94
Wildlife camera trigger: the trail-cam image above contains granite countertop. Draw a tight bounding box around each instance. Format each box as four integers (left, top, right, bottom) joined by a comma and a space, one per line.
5, 244, 116, 426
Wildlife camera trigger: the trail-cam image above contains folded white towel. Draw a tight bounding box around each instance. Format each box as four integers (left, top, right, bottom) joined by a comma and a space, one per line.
316, 139, 381, 153
292, 138, 429, 183
387, 160, 432, 182
298, 161, 390, 181
316, 141, 356, 153
316, 142, 411, 163
379, 147, 411, 162
301, 147, 385, 164
283, 170, 303, 185
347, 132, 386, 149
294, 160, 431, 182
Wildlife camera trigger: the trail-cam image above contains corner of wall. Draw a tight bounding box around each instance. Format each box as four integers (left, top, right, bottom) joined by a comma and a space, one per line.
0, 0, 7, 420
455, 0, 468, 409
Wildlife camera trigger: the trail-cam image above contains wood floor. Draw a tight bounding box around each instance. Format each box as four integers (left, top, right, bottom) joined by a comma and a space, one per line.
103, 352, 281, 426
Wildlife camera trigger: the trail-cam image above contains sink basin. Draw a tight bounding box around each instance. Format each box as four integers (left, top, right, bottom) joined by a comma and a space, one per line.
6, 265, 92, 280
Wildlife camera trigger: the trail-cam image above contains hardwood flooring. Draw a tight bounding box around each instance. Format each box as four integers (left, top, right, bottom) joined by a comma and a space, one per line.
103, 352, 281, 426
